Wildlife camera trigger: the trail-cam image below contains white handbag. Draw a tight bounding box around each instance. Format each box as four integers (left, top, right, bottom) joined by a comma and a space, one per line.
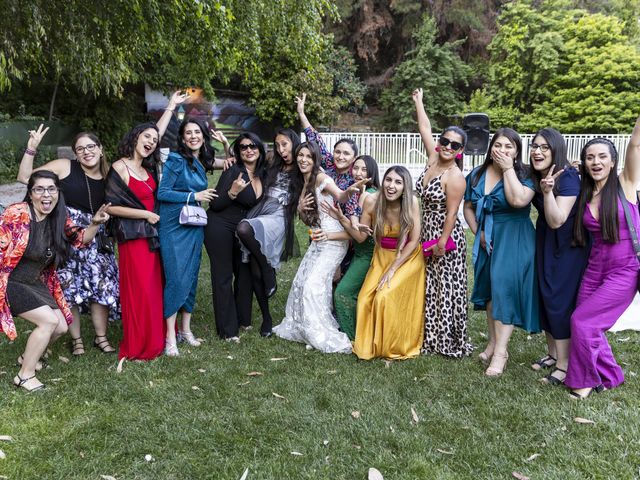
179, 192, 208, 226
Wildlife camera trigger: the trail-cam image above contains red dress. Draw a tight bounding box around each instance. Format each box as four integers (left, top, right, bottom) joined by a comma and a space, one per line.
118, 175, 165, 360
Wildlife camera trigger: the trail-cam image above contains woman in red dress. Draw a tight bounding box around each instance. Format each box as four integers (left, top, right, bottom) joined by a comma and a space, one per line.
106, 123, 166, 360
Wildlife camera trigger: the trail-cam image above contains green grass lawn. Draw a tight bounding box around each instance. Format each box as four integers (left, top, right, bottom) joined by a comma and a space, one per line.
0, 224, 639, 480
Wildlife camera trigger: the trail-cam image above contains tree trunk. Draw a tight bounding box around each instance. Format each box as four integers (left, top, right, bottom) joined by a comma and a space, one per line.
48, 78, 59, 121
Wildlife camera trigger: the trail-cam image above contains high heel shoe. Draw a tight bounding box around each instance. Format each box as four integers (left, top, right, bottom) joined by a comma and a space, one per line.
70, 336, 85, 356
568, 384, 605, 400
485, 353, 508, 377
164, 341, 180, 357
93, 335, 116, 354
177, 331, 201, 347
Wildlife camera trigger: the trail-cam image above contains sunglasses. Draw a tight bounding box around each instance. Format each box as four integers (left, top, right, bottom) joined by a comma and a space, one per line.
439, 137, 464, 151
239, 143, 259, 151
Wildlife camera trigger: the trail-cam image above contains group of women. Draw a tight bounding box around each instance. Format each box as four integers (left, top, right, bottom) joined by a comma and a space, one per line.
1, 90, 638, 401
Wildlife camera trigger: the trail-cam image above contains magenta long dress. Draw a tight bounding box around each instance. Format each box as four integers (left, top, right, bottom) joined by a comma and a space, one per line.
565, 197, 640, 390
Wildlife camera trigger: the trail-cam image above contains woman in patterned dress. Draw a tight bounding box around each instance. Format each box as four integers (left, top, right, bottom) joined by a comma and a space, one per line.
412, 88, 473, 358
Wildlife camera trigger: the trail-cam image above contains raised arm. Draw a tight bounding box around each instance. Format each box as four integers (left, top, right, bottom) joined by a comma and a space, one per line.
412, 88, 438, 162
156, 91, 189, 139
296, 93, 333, 169
17, 124, 70, 184
621, 112, 640, 196
322, 175, 368, 204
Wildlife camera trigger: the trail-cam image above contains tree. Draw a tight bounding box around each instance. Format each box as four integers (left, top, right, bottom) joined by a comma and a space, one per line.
379, 15, 471, 131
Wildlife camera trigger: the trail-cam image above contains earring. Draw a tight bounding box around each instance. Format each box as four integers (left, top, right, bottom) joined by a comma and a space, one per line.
435, 146, 441, 152
456, 153, 463, 159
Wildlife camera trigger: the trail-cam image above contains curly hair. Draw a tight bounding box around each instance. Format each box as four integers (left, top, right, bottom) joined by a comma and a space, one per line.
117, 122, 162, 170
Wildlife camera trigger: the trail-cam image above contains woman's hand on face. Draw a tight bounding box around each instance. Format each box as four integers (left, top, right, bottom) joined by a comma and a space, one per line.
27, 124, 50, 150
91, 203, 111, 225
168, 90, 189, 110
146, 211, 160, 224
540, 164, 564, 195
229, 173, 250, 197
377, 266, 396, 291
194, 189, 217, 202
492, 150, 514, 172
412, 88, 423, 105
295, 93, 307, 117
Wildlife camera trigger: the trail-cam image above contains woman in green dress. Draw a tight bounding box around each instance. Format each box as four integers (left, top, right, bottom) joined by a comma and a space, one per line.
322, 155, 380, 340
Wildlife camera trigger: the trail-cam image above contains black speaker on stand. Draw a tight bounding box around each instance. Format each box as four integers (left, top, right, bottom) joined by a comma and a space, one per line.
463, 113, 490, 156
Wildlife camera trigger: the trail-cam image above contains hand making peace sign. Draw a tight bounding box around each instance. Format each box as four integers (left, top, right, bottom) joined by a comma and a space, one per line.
540, 164, 564, 195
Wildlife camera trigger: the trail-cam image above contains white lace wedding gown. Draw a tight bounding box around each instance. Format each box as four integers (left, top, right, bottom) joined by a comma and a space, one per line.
273, 178, 352, 353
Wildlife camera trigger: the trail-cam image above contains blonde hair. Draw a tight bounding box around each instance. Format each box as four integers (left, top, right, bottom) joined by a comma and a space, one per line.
373, 166, 415, 253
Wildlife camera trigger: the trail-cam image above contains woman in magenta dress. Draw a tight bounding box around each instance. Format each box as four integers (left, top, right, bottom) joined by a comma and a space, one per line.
106, 123, 166, 361
565, 112, 640, 399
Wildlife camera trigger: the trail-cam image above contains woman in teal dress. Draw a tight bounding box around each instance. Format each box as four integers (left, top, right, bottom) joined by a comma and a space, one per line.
463, 127, 540, 376
158, 117, 218, 356
326, 155, 380, 340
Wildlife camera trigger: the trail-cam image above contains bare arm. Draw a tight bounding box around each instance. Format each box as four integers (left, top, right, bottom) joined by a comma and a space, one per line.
156, 91, 189, 139
540, 166, 576, 229
17, 124, 70, 184
296, 93, 311, 129
429, 172, 465, 256
621, 112, 640, 196
412, 88, 437, 158
463, 200, 478, 234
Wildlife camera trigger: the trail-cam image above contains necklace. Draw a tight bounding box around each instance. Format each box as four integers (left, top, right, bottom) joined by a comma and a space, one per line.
122, 159, 154, 193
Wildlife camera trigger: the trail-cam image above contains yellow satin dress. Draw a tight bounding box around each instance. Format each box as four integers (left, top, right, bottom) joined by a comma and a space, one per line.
353, 224, 425, 360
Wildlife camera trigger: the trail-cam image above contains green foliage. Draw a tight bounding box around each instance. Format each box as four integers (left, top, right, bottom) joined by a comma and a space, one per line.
380, 15, 472, 131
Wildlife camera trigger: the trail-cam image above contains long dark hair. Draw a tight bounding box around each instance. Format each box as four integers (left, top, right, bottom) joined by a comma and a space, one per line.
573, 138, 620, 246
231, 132, 268, 185
176, 117, 216, 171
472, 127, 526, 187
297, 142, 322, 227
529, 128, 569, 195
356, 155, 380, 189
72, 132, 110, 178
441, 126, 467, 171
24, 170, 72, 269
117, 122, 162, 170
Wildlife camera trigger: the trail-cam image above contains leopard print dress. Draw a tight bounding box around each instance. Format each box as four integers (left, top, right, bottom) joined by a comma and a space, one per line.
416, 166, 473, 358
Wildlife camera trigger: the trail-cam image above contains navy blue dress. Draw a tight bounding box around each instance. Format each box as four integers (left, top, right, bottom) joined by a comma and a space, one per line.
532, 168, 590, 339
158, 152, 208, 318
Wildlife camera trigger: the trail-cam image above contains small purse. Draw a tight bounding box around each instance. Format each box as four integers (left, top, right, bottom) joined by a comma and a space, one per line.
179, 192, 208, 226
618, 186, 640, 294
422, 237, 457, 257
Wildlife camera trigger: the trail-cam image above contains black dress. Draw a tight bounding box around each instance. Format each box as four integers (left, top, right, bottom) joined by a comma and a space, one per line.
6, 210, 57, 315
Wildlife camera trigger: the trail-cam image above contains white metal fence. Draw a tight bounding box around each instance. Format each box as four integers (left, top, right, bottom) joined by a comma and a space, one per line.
302, 132, 632, 180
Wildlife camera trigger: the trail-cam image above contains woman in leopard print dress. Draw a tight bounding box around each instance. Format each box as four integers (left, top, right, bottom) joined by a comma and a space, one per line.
413, 89, 473, 357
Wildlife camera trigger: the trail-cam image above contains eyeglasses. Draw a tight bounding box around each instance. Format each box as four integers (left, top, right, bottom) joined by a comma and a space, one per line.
75, 144, 98, 154
239, 143, 259, 151
529, 143, 551, 153
31, 186, 59, 195
439, 137, 464, 151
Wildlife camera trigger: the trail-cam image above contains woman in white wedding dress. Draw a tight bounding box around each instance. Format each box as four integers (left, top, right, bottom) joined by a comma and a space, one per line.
273, 142, 366, 353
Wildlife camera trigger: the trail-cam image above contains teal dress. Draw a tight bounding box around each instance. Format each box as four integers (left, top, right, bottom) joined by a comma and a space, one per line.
334, 187, 376, 340
158, 152, 208, 318
464, 167, 540, 333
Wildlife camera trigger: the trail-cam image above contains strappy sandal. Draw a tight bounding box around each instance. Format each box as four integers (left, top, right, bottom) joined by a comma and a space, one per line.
17, 354, 45, 372
485, 353, 508, 377
540, 367, 566, 386
13, 373, 45, 392
177, 331, 201, 347
569, 384, 605, 400
531, 354, 556, 371
93, 335, 116, 354
70, 336, 85, 356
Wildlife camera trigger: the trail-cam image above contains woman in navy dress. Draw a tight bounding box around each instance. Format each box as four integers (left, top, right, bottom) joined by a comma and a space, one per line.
158, 117, 218, 356
529, 128, 590, 385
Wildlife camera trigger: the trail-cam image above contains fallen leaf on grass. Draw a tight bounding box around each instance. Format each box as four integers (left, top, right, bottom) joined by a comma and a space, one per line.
617, 337, 630, 342
389, 426, 395, 432
58, 355, 70, 364
383, 360, 392, 368
100, 476, 117, 480
411, 406, 419, 424
0, 436, 13, 442
512, 472, 529, 480
116, 357, 125, 373
270, 357, 288, 361
323, 440, 329, 446
198, 368, 206, 373
0, 450, 5, 459
368, 467, 384, 480
149, 381, 154, 387
525, 453, 541, 462
239, 468, 249, 480
353, 445, 361, 450
226, 356, 234, 360
351, 411, 361, 419
574, 417, 595, 424
326, 370, 337, 374
50, 378, 62, 382
436, 449, 454, 455
290, 451, 303, 456
192, 386, 200, 391
144, 454, 154, 462
237, 381, 251, 386
247, 371, 263, 376
79, 451, 85, 458
272, 392, 286, 400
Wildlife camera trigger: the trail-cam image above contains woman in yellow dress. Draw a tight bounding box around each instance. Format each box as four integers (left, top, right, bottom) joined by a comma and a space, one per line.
353, 166, 425, 360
